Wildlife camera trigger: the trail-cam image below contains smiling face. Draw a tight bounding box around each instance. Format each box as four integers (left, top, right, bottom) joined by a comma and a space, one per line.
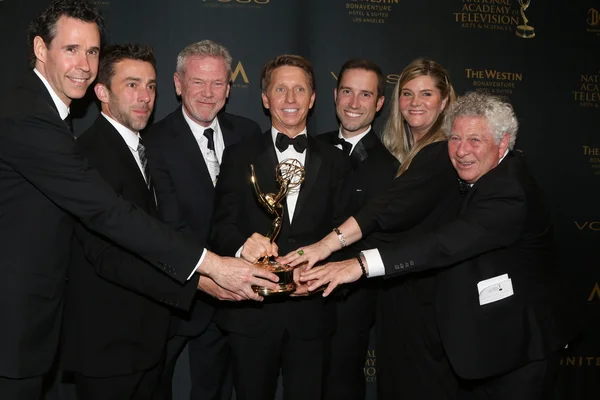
175, 56, 231, 127
334, 69, 384, 138
261, 66, 315, 137
33, 16, 101, 106
448, 116, 509, 184
95, 59, 156, 132
398, 75, 448, 142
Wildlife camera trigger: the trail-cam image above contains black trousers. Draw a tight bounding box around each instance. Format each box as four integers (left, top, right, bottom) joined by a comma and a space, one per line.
227, 326, 331, 400
155, 321, 232, 400
457, 352, 561, 400
324, 285, 376, 400
0, 375, 44, 400
377, 275, 457, 400
73, 358, 165, 400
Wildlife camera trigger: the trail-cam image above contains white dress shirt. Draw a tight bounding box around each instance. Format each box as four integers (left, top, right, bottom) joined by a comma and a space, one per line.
270, 127, 307, 223
182, 108, 225, 186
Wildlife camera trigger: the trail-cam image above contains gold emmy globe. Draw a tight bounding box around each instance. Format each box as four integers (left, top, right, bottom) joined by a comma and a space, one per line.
516, 0, 535, 38
249, 158, 305, 296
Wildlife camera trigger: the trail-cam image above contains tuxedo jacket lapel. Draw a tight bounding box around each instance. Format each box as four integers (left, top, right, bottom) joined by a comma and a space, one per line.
171, 109, 215, 193
293, 136, 321, 225
97, 117, 154, 205
352, 131, 378, 166
24, 71, 74, 139
252, 132, 281, 218
219, 113, 240, 148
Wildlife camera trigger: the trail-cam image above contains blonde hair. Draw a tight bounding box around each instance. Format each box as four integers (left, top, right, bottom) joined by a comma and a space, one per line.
382, 59, 456, 176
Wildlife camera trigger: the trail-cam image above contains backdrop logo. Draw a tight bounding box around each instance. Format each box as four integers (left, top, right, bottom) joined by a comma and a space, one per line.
202, 0, 270, 9
465, 68, 523, 100
364, 349, 376, 382
91, 1, 111, 6
515, 0, 535, 38
331, 70, 400, 87
344, 0, 399, 25
587, 8, 600, 36
588, 282, 600, 301
575, 220, 600, 231
453, 0, 525, 35
573, 70, 600, 108
231, 61, 249, 89
580, 145, 600, 176
560, 356, 600, 367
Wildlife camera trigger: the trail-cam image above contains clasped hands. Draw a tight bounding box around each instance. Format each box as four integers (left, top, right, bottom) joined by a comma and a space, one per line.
239, 233, 365, 297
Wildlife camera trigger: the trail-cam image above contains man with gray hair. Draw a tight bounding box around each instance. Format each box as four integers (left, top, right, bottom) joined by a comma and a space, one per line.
301, 92, 579, 399
144, 40, 261, 400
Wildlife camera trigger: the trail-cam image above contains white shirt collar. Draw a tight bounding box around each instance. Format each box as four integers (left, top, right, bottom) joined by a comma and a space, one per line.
338, 125, 371, 153
499, 148, 509, 164
270, 127, 308, 153
33, 68, 70, 120
181, 107, 219, 136
469, 149, 511, 187
101, 112, 140, 151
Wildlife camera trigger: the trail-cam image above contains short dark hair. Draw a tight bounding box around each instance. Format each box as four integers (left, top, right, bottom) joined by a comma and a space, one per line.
28, 0, 105, 68
337, 59, 385, 98
261, 54, 315, 93
97, 44, 156, 89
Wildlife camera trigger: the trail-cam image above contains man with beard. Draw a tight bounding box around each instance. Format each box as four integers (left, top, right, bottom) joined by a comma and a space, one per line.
62, 44, 201, 400
318, 59, 398, 400
0, 1, 277, 398
144, 40, 262, 400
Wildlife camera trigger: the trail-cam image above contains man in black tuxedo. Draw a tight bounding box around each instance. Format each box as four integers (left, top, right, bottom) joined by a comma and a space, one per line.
210, 55, 349, 400
144, 40, 262, 400
0, 2, 277, 398
303, 92, 578, 400
62, 43, 201, 399
318, 59, 398, 400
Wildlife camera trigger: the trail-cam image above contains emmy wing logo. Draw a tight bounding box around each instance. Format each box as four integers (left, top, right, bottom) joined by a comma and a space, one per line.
515, 0, 535, 38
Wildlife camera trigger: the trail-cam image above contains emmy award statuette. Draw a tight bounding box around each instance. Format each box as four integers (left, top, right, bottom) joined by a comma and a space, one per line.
516, 0, 535, 38
249, 159, 305, 296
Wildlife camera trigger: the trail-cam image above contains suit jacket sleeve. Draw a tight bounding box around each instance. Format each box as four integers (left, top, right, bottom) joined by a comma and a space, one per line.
209, 145, 250, 256
354, 141, 454, 236
74, 223, 198, 311
379, 165, 526, 276
0, 110, 202, 283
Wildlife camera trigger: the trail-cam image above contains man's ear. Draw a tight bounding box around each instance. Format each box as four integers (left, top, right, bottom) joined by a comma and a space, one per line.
33, 36, 48, 65
261, 92, 270, 109
499, 132, 510, 155
94, 83, 109, 104
308, 91, 316, 110
376, 96, 385, 112
173, 72, 182, 96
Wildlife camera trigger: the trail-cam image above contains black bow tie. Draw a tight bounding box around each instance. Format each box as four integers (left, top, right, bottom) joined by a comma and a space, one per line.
458, 178, 471, 197
275, 132, 307, 153
332, 136, 352, 156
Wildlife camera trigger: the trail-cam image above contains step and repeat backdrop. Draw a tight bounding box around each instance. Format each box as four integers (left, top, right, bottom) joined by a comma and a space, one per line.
1, 0, 599, 399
